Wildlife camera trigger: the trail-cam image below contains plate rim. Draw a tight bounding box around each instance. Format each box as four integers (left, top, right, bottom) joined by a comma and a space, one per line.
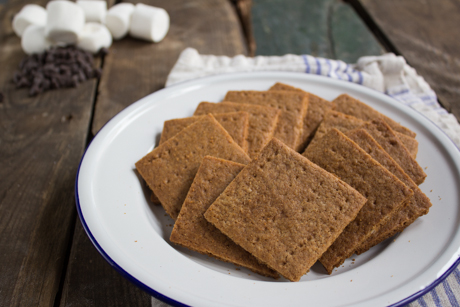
75, 71, 460, 307
75, 176, 188, 306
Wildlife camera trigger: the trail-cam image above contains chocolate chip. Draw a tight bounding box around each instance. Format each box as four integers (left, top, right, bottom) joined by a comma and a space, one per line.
98, 47, 109, 57
13, 71, 22, 83
71, 75, 79, 87
29, 83, 42, 96
93, 68, 102, 79
50, 77, 60, 89
12, 46, 103, 96
42, 79, 50, 91
16, 77, 31, 88
78, 70, 87, 82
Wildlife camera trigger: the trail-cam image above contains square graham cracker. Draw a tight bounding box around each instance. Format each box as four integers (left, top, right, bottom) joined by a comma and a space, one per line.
204, 138, 367, 282
224, 90, 309, 151
170, 156, 278, 278
194, 101, 280, 159
135, 114, 251, 220
345, 129, 432, 255
360, 119, 426, 185
396, 132, 419, 158
308, 111, 418, 158
159, 112, 249, 152
333, 93, 416, 138
269, 82, 335, 151
307, 110, 365, 149
303, 129, 414, 274
150, 112, 249, 205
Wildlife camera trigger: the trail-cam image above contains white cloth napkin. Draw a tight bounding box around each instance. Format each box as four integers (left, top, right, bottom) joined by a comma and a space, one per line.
166, 48, 460, 147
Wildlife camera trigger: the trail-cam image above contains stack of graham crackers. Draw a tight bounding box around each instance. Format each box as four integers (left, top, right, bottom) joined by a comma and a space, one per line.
135, 82, 432, 282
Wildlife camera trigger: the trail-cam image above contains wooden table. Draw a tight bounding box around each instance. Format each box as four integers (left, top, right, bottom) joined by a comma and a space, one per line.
1, 0, 459, 306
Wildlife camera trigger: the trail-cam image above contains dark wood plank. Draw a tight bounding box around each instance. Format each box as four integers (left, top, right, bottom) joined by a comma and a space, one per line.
59, 221, 152, 307
357, 0, 460, 121
251, 0, 384, 61
91, 0, 248, 134
61, 1, 249, 306
233, 0, 256, 56
0, 1, 97, 306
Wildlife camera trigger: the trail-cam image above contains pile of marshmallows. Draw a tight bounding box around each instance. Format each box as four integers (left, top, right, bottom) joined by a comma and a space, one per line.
13, 1, 170, 55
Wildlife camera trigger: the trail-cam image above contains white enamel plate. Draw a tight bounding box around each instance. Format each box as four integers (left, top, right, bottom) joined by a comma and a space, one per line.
76, 72, 460, 307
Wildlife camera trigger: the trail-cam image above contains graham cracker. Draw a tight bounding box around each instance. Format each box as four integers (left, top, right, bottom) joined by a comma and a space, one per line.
150, 191, 161, 204
194, 101, 280, 159
307, 110, 418, 158
135, 114, 251, 220
269, 82, 335, 151
224, 90, 309, 151
204, 138, 367, 282
307, 110, 365, 148
394, 131, 418, 158
150, 112, 249, 205
170, 156, 278, 278
333, 93, 416, 138
345, 129, 432, 255
360, 119, 427, 185
160, 112, 249, 152
303, 129, 414, 274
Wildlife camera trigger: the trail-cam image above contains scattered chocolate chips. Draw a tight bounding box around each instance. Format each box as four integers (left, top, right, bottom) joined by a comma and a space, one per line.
98, 47, 109, 57
12, 46, 106, 96
0, 92, 3, 103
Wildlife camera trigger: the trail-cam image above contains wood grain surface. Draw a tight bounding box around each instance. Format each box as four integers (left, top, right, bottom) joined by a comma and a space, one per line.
357, 0, 460, 121
0, 0, 97, 305
59, 221, 152, 306
251, 0, 383, 62
233, 0, 256, 56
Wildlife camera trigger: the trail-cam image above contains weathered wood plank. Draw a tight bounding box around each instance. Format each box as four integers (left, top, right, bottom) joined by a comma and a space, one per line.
61, 1, 248, 306
0, 1, 97, 306
91, 0, 248, 134
251, 0, 383, 61
59, 221, 152, 307
357, 0, 460, 121
330, 1, 383, 63
233, 0, 256, 56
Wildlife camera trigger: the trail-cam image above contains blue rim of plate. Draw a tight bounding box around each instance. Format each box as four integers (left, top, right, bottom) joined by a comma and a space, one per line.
74, 71, 460, 307
75, 176, 188, 306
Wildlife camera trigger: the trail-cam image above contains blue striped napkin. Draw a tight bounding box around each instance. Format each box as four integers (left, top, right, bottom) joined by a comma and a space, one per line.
166, 48, 460, 148
158, 48, 460, 307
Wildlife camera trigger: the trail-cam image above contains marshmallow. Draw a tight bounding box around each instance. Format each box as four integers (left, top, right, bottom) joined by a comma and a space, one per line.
45, 1, 85, 45
77, 0, 107, 23
12, 4, 47, 37
129, 3, 169, 42
77, 22, 112, 53
105, 3, 134, 40
21, 25, 53, 55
